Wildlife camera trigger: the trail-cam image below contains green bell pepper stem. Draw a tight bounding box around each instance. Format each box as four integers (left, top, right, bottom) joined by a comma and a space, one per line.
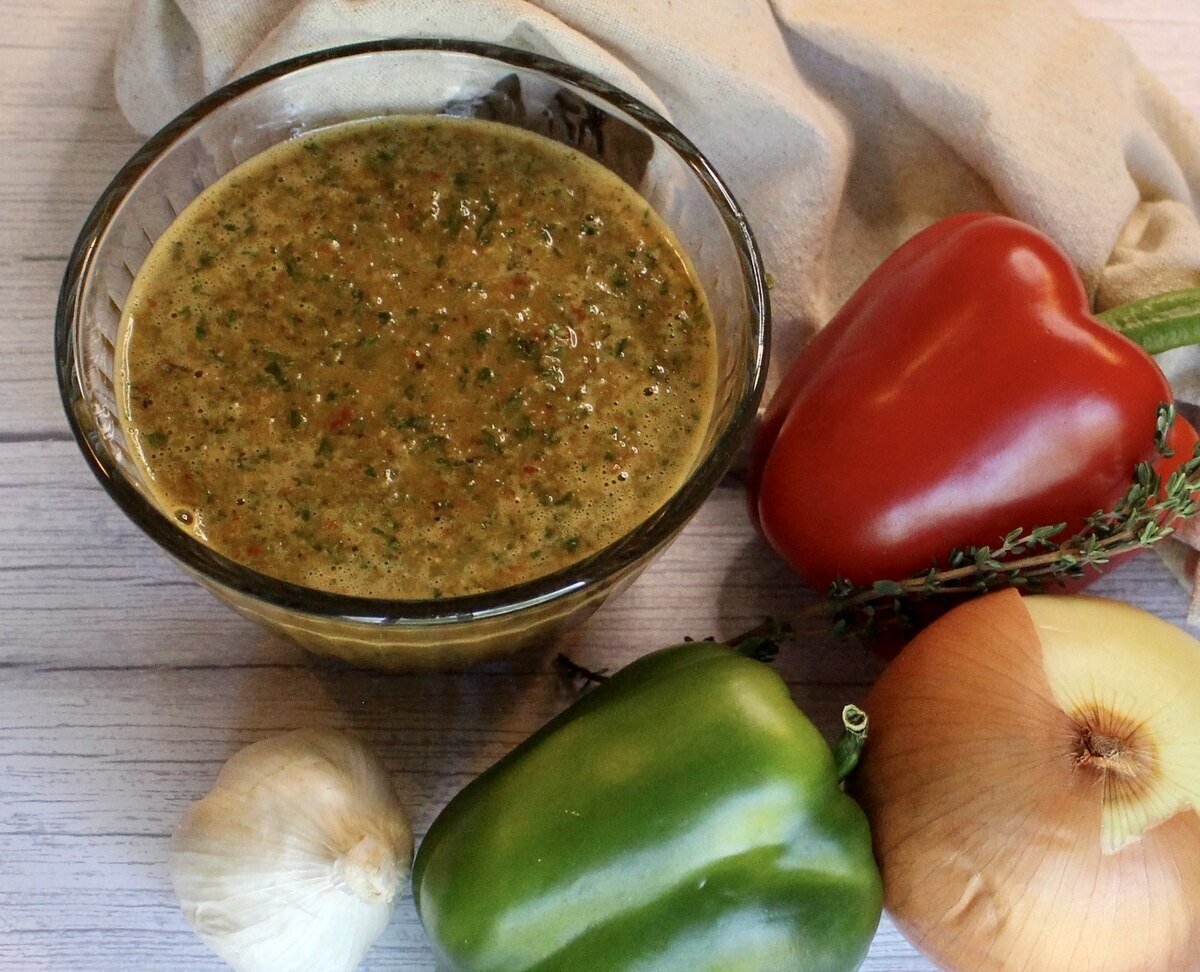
833, 704, 869, 782
1096, 286, 1200, 354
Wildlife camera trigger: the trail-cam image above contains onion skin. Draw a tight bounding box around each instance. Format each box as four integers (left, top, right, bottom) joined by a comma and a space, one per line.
855, 589, 1200, 972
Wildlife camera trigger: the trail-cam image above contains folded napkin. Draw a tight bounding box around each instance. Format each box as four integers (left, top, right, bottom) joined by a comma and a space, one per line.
113, 0, 1200, 620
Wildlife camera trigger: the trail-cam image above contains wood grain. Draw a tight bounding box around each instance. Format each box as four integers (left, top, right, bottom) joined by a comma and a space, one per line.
3, 1, 1199, 969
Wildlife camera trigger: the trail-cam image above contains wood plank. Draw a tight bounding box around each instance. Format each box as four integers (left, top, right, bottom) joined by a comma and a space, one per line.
8, 435, 1187, 668
0, 29, 143, 436
0, 439, 875, 676
1076, 0, 1200, 24
1073, 0, 1200, 118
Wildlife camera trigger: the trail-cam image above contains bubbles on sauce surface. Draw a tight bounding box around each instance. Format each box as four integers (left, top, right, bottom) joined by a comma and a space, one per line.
116, 115, 717, 600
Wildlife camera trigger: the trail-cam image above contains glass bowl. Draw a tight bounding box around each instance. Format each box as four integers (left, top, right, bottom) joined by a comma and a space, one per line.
56, 39, 769, 669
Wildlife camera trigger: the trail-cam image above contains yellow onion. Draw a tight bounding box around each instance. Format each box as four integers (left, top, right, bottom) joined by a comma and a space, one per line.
856, 589, 1200, 972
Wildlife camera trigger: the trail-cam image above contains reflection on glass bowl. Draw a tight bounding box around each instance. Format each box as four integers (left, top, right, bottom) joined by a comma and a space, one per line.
56, 39, 769, 669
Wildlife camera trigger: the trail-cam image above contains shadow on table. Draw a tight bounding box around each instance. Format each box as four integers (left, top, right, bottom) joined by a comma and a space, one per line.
296, 639, 576, 834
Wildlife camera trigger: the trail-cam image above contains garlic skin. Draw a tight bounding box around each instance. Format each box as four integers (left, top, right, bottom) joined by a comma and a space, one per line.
170, 729, 413, 972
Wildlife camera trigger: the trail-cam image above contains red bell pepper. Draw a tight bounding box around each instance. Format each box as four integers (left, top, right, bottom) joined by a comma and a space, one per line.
748, 212, 1199, 591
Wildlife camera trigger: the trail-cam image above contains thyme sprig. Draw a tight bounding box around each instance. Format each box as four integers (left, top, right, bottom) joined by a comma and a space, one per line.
822, 402, 1200, 632
729, 403, 1200, 643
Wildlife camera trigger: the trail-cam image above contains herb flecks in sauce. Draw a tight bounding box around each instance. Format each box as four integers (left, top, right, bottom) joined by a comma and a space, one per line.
119, 116, 716, 599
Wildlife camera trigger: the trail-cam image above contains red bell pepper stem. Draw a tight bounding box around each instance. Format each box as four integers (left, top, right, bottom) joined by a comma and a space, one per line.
1097, 286, 1200, 354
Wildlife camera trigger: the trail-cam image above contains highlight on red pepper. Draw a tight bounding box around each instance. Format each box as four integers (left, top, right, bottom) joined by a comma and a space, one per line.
747, 211, 1200, 605
412, 640, 883, 972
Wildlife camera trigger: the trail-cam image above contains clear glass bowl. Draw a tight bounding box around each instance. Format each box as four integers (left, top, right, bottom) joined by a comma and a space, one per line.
56, 40, 769, 669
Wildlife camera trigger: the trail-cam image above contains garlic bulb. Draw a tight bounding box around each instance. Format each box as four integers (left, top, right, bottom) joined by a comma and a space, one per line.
170, 729, 413, 972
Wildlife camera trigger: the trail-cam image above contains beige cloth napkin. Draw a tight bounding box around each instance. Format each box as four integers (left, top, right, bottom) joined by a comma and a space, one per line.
113, 0, 1200, 620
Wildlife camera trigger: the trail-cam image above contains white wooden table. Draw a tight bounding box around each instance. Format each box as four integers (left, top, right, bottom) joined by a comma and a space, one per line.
3, 1, 1198, 968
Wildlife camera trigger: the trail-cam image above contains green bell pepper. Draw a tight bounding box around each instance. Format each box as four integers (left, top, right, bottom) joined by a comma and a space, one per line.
413, 641, 883, 971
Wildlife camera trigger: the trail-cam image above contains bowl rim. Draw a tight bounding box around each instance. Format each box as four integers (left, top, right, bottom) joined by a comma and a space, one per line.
56, 37, 770, 626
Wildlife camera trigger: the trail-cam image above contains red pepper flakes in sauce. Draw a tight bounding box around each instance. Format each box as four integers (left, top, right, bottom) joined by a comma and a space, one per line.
118, 116, 716, 600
